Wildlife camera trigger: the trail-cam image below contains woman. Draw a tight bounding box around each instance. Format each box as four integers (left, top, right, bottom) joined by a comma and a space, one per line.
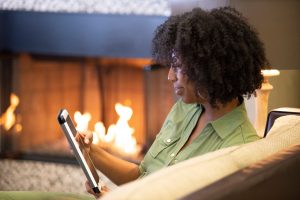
79, 7, 268, 197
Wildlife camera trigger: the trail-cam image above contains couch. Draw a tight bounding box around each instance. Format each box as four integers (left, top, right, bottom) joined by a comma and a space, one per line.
1, 109, 300, 200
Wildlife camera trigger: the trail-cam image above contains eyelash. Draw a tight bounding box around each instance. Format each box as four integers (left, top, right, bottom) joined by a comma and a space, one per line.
171, 65, 187, 76
171, 64, 179, 72
170, 53, 186, 75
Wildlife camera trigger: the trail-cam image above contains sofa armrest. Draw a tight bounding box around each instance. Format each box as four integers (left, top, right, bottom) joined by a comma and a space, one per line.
180, 143, 300, 200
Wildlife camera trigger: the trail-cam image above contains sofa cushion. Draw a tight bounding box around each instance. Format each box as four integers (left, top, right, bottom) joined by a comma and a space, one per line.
181, 143, 300, 200
101, 115, 300, 200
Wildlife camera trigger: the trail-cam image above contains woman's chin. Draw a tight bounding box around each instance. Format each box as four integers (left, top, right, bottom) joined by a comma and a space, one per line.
181, 97, 196, 104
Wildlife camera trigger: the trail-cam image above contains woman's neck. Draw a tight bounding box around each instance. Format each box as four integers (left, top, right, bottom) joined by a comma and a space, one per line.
201, 98, 240, 122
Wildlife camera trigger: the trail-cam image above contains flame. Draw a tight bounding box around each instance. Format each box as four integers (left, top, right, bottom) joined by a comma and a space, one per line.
94, 122, 106, 143
74, 111, 91, 132
0, 93, 22, 132
74, 102, 139, 156
112, 103, 136, 154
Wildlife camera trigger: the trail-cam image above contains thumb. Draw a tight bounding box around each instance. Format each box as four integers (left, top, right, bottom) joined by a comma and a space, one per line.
85, 131, 94, 144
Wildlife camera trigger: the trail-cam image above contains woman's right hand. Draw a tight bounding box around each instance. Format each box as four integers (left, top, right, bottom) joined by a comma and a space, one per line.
76, 131, 102, 196
75, 131, 94, 154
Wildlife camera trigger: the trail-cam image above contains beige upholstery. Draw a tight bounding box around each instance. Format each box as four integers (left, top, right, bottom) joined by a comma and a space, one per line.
101, 115, 300, 200
266, 115, 300, 137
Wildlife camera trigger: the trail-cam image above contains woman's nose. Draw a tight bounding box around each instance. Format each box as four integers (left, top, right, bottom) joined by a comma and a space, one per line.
168, 67, 177, 82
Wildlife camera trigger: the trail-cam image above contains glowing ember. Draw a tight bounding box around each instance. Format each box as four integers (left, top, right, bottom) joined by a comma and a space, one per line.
0, 93, 22, 132
74, 103, 139, 156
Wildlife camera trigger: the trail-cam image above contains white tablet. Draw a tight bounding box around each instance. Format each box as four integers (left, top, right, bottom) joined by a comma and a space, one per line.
57, 109, 101, 193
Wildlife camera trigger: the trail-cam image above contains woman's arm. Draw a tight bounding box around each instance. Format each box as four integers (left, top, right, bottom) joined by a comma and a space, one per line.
77, 131, 140, 186
89, 143, 140, 185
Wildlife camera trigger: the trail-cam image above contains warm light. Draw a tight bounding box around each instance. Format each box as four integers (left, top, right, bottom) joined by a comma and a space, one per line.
74, 111, 91, 132
110, 103, 136, 154
0, 93, 20, 131
93, 122, 106, 143
104, 125, 116, 143
74, 103, 139, 156
14, 123, 23, 132
261, 69, 280, 77
93, 103, 138, 154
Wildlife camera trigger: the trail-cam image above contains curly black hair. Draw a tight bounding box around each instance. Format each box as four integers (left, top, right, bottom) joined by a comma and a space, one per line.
152, 7, 269, 107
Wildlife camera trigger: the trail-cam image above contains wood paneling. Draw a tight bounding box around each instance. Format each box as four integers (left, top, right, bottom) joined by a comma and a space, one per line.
96, 58, 151, 145
144, 66, 175, 147
17, 54, 82, 150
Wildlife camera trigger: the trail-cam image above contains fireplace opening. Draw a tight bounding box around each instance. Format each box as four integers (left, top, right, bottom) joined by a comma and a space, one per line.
0, 53, 175, 164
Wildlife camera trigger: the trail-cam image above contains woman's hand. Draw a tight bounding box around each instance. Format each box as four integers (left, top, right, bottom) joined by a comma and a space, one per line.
75, 130, 140, 186
85, 180, 110, 199
75, 130, 102, 194
75, 131, 94, 154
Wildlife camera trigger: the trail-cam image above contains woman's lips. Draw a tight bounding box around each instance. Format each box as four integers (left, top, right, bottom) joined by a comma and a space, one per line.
174, 87, 183, 95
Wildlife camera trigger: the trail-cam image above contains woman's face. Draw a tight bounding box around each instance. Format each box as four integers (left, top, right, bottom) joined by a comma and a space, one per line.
168, 66, 199, 104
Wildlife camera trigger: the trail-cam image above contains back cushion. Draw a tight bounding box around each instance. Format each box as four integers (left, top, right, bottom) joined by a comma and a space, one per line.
266, 115, 300, 137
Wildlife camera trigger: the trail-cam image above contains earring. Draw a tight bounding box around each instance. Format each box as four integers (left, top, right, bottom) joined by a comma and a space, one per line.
197, 90, 207, 100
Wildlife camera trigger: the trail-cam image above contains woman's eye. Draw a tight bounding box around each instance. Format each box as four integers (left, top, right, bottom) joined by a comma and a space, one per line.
171, 65, 179, 73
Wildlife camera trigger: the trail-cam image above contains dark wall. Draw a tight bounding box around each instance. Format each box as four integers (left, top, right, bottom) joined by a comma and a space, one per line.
0, 11, 167, 58
231, 0, 300, 70
0, 13, 4, 50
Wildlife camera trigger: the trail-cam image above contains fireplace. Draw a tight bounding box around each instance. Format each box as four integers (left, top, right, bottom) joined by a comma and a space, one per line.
0, 10, 175, 163
0, 53, 174, 163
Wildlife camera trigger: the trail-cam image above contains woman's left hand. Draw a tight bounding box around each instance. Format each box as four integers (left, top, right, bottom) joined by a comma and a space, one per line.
85, 180, 110, 199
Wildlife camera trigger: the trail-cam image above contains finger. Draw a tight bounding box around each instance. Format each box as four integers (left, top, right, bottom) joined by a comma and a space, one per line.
75, 132, 85, 142
85, 181, 101, 198
76, 131, 91, 145
75, 133, 80, 142
101, 185, 110, 193
85, 181, 93, 194
85, 131, 94, 144
86, 131, 94, 140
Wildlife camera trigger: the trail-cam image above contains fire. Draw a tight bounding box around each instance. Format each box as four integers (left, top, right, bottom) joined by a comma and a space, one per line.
0, 93, 22, 132
74, 111, 91, 132
74, 103, 139, 156
107, 103, 136, 154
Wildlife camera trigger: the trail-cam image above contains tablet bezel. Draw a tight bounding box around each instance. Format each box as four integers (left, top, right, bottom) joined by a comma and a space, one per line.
57, 109, 101, 193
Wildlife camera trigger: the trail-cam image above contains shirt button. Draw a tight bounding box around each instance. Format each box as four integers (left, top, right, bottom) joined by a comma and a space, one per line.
170, 153, 175, 157
166, 138, 171, 143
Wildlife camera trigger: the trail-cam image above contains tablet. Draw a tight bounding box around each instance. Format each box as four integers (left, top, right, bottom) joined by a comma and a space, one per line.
57, 109, 101, 193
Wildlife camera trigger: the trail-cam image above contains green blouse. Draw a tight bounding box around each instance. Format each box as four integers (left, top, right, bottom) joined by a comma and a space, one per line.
139, 99, 260, 177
